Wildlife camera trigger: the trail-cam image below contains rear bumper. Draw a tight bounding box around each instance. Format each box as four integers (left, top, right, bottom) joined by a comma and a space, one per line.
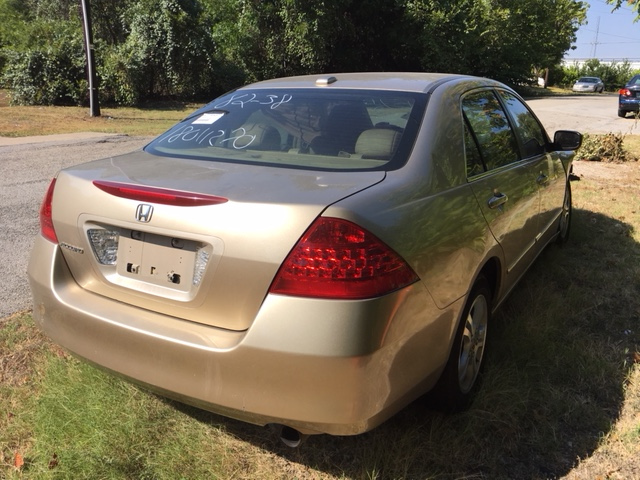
28, 236, 459, 436
619, 97, 640, 112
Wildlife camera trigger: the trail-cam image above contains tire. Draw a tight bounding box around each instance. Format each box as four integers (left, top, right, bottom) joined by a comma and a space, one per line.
430, 276, 491, 411
618, 109, 627, 118
556, 181, 572, 245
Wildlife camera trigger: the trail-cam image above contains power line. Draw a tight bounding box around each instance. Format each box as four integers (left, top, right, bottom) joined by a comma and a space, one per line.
581, 28, 640, 42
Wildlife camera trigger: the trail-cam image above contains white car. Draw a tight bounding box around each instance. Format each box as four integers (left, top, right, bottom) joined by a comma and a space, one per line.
572, 76, 604, 93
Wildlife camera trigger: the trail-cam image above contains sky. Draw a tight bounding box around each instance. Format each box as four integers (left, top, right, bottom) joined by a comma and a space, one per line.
565, 0, 640, 61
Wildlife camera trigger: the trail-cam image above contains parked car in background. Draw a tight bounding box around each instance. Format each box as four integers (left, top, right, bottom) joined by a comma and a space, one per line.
618, 74, 640, 117
28, 72, 582, 446
572, 76, 605, 93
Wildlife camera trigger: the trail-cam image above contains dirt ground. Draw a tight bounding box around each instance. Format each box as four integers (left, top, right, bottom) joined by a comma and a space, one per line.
572, 158, 640, 186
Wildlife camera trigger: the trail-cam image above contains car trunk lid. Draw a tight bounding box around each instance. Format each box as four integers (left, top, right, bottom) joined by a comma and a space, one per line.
51, 151, 385, 331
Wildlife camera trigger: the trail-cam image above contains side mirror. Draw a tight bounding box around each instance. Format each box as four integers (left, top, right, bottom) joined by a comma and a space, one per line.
553, 130, 582, 151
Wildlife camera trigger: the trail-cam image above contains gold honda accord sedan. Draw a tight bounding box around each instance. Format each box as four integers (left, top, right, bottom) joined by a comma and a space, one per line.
28, 73, 581, 446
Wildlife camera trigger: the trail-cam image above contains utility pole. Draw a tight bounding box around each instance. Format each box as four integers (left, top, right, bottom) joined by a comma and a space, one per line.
80, 0, 100, 117
591, 16, 601, 58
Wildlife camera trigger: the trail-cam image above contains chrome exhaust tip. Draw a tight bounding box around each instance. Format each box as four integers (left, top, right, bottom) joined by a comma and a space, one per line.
278, 425, 307, 448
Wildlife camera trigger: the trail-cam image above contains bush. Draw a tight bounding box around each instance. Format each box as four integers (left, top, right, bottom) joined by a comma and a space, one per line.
96, 0, 237, 105
576, 133, 636, 163
97, 44, 143, 106
2, 24, 86, 106
558, 59, 639, 91
1, 1, 233, 107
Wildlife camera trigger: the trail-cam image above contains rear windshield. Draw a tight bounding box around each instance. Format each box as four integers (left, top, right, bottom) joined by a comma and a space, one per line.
145, 89, 427, 171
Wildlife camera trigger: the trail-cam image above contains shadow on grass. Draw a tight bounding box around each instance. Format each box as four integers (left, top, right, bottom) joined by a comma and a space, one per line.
169, 206, 638, 479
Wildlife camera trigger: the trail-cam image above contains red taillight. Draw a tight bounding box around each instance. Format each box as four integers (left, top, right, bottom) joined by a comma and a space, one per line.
93, 180, 228, 206
620, 88, 632, 96
269, 217, 418, 299
40, 178, 58, 243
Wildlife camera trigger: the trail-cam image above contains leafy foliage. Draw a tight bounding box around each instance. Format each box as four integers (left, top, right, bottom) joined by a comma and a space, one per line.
0, 0, 590, 105
2, 21, 86, 105
609, 0, 640, 21
117, 0, 216, 100
577, 133, 637, 163
555, 58, 639, 91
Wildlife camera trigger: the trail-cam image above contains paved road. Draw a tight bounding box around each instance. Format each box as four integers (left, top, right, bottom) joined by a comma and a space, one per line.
527, 93, 640, 136
0, 94, 634, 318
0, 134, 152, 318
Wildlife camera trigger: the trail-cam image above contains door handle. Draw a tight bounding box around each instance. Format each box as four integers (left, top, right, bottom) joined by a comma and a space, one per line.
488, 192, 508, 209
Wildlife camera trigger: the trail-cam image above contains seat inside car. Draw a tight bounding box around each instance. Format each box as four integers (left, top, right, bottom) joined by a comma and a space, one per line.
353, 128, 403, 160
310, 103, 373, 155
235, 123, 281, 150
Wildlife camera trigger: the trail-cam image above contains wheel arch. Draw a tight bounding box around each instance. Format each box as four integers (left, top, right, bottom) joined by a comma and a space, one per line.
428, 255, 499, 408
476, 256, 501, 311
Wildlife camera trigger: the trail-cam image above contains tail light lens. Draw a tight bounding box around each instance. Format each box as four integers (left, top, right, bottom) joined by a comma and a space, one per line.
269, 217, 418, 299
619, 88, 631, 96
39, 178, 58, 243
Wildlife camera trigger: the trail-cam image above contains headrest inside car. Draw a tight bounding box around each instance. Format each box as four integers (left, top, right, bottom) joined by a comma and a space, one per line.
355, 128, 402, 159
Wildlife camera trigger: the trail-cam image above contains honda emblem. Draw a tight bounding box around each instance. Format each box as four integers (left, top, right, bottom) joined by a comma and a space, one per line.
135, 204, 154, 223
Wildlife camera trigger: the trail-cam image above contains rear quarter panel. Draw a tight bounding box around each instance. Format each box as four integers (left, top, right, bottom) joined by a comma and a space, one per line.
325, 78, 502, 310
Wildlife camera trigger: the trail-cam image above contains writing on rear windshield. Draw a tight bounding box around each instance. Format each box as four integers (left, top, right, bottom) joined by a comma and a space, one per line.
213, 93, 293, 110
156, 125, 257, 149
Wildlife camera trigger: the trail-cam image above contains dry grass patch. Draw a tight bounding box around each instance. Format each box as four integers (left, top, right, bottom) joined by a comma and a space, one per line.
0, 91, 200, 137
0, 312, 53, 472
563, 366, 640, 480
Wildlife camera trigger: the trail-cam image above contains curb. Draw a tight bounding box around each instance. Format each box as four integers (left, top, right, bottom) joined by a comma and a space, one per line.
0, 132, 122, 147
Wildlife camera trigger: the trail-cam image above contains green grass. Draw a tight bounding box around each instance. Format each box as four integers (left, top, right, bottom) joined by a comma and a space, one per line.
30, 359, 231, 479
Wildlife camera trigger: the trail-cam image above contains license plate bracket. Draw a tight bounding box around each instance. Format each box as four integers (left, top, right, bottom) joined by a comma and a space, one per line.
116, 230, 198, 293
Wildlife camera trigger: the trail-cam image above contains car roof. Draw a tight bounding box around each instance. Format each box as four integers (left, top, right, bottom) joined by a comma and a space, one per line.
238, 72, 493, 93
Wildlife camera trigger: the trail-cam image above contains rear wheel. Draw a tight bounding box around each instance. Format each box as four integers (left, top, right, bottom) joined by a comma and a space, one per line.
430, 276, 491, 410
618, 109, 627, 118
557, 181, 572, 245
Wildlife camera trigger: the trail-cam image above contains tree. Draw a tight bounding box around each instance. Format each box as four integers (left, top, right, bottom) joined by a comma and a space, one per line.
205, 0, 588, 87
475, 0, 588, 84
399, 0, 587, 86
1, 0, 226, 105
116, 0, 218, 100
207, 0, 338, 81
2, 21, 87, 105
608, 0, 640, 20
403, 0, 489, 74
1, 0, 591, 105
207, 0, 419, 81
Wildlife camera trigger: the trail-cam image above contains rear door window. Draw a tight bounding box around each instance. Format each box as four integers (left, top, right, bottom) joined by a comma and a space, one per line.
462, 91, 520, 173
498, 91, 547, 158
